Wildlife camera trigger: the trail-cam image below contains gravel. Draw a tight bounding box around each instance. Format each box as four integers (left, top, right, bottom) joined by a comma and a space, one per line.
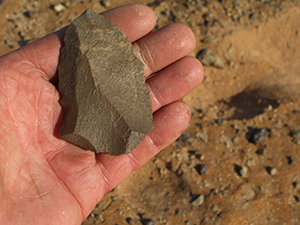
234, 164, 248, 178
287, 156, 294, 165
177, 132, 194, 143
141, 219, 156, 225
290, 130, 300, 144
246, 127, 269, 144
211, 204, 220, 212
194, 164, 208, 175
196, 49, 224, 68
100, 0, 111, 8
53, 3, 65, 13
256, 148, 265, 155
191, 195, 205, 206
266, 166, 278, 176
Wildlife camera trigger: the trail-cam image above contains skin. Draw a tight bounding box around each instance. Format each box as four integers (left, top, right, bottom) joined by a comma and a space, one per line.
0, 4, 203, 225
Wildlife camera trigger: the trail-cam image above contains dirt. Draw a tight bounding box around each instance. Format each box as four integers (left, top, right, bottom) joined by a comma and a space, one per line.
1, 0, 300, 224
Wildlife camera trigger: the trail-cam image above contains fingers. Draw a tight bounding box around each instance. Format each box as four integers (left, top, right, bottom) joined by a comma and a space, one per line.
96, 101, 191, 191
102, 4, 156, 42
6, 4, 156, 81
133, 23, 196, 76
4, 4, 196, 86
147, 56, 204, 112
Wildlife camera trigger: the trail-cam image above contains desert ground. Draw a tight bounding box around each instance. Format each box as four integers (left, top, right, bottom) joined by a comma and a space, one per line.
1, 0, 300, 224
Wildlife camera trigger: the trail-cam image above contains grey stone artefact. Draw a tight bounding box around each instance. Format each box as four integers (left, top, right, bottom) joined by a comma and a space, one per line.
58, 8, 153, 155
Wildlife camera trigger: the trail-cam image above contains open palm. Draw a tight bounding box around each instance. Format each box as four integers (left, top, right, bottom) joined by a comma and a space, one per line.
0, 4, 203, 225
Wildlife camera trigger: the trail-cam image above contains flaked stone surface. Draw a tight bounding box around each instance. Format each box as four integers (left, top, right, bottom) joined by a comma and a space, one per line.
58, 8, 153, 155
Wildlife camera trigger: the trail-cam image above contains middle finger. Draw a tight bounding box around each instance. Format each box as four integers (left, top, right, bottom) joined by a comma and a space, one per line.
132, 23, 196, 77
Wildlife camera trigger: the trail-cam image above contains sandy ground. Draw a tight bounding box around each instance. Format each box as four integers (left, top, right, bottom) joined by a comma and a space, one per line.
1, 0, 300, 224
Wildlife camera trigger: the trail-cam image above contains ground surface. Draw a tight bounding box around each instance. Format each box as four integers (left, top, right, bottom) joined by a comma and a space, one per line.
1, 0, 300, 224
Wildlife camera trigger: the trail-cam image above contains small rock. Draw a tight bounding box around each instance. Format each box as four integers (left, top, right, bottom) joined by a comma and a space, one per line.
249, 12, 258, 20
246, 158, 256, 167
168, 10, 177, 22
23, 10, 36, 18
217, 212, 223, 218
290, 130, 300, 139
141, 219, 155, 225
188, 150, 202, 159
220, 134, 232, 147
234, 164, 248, 177
194, 164, 208, 175
232, 136, 240, 144
191, 195, 205, 206
195, 132, 208, 142
287, 156, 294, 165
295, 196, 300, 203
293, 182, 300, 190
266, 166, 277, 176
240, 166, 248, 178
197, 49, 224, 68
246, 127, 269, 144
174, 208, 182, 215
100, 0, 111, 8
53, 3, 65, 13
177, 132, 194, 143
256, 148, 264, 155
215, 118, 224, 125
290, 130, 300, 145
211, 204, 220, 212
126, 217, 136, 224
58, 9, 153, 155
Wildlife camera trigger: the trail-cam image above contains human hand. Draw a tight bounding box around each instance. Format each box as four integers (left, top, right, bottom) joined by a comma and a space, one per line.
0, 4, 203, 224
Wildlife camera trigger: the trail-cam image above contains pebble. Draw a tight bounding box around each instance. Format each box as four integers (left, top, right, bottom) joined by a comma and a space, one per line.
177, 132, 194, 143
232, 136, 240, 144
253, 128, 269, 144
100, 0, 111, 8
23, 10, 36, 18
266, 166, 277, 176
126, 217, 136, 224
141, 219, 155, 225
174, 208, 183, 215
195, 132, 208, 142
53, 3, 65, 13
249, 12, 258, 20
293, 182, 300, 190
234, 164, 248, 178
246, 127, 269, 144
194, 164, 208, 175
196, 49, 224, 68
287, 156, 294, 165
191, 195, 205, 206
290, 130, 300, 138
217, 212, 223, 218
211, 204, 220, 212
188, 150, 202, 159
256, 148, 264, 155
290, 130, 300, 144
239, 166, 248, 178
